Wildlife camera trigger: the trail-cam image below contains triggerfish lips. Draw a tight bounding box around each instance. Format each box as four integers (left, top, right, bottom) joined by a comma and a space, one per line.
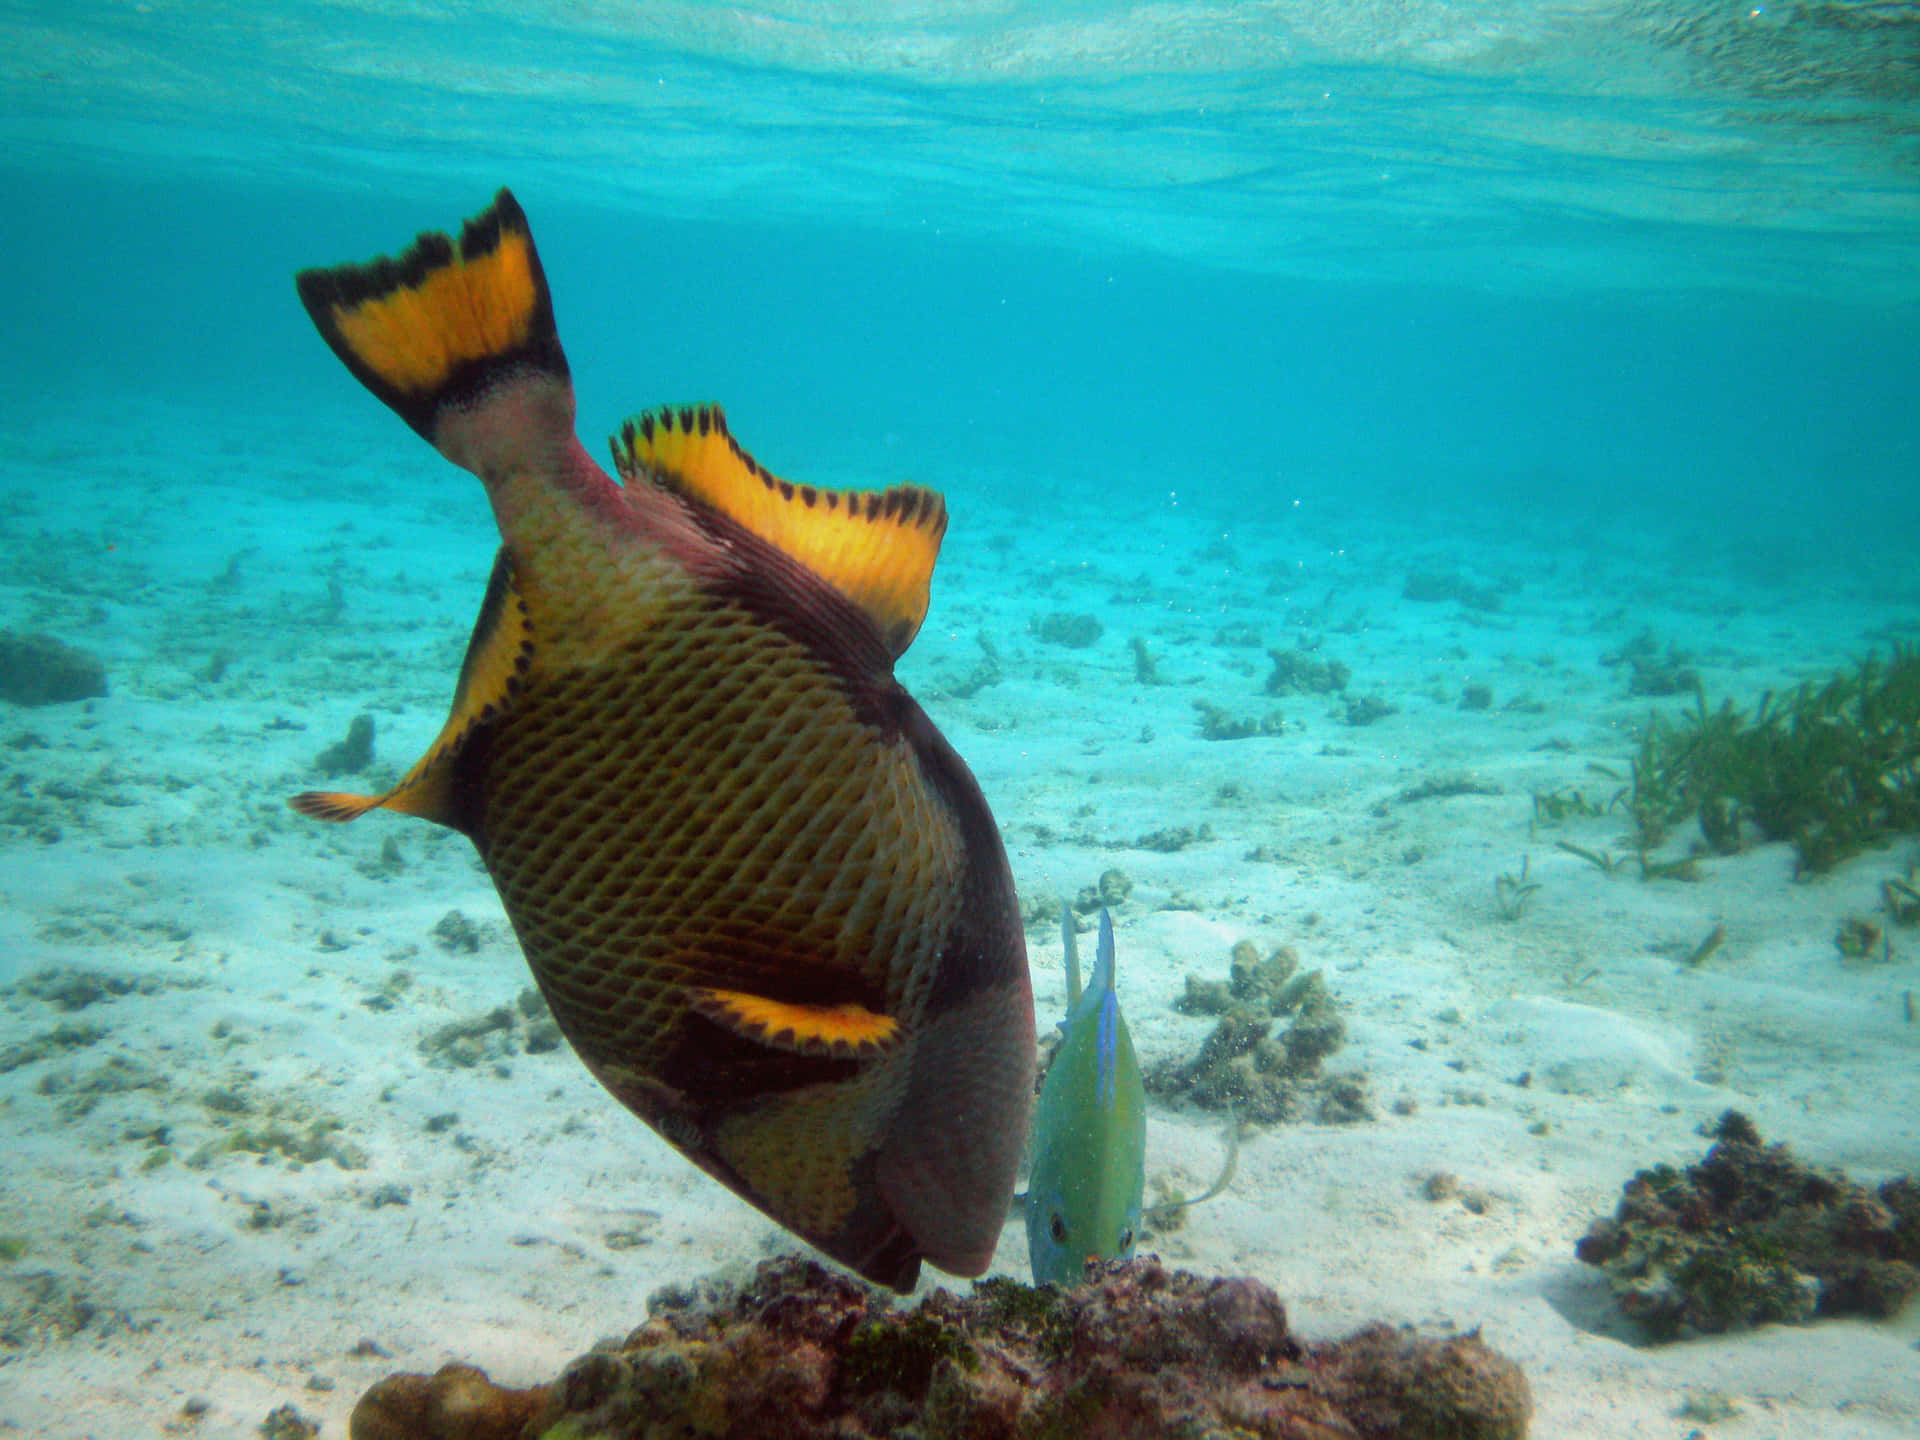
288, 189, 1036, 1291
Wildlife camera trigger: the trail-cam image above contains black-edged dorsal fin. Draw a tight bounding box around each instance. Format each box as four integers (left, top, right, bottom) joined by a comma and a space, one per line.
610, 404, 947, 659
290, 548, 531, 831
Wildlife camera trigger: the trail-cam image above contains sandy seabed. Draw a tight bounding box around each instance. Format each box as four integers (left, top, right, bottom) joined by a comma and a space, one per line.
2, 392, 1917, 1439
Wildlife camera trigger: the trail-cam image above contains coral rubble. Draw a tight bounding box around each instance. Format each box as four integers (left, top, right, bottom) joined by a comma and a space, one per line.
1153, 940, 1370, 1125
348, 1255, 1531, 1440
1576, 1110, 1920, 1340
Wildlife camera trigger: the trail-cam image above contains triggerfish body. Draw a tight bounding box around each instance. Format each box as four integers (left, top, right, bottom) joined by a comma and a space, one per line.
290, 190, 1035, 1292
1025, 908, 1147, 1286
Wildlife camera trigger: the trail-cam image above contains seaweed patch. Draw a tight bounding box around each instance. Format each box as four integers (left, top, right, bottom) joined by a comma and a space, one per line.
1631, 647, 1920, 875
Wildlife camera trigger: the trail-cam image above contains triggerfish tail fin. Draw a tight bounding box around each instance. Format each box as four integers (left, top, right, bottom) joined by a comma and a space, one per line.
295, 188, 569, 453
611, 405, 947, 657
289, 547, 532, 835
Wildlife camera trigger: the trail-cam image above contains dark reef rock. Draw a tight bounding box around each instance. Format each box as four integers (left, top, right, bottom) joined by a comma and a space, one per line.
1031, 612, 1103, 648
1403, 571, 1503, 612
314, 713, 376, 775
0, 630, 107, 707
1342, 693, 1398, 727
1264, 646, 1349, 696
1603, 628, 1698, 699
1576, 1110, 1920, 1340
348, 1255, 1531, 1440
1192, 698, 1286, 741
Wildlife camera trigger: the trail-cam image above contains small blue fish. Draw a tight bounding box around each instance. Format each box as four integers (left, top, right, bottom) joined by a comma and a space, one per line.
1025, 907, 1147, 1286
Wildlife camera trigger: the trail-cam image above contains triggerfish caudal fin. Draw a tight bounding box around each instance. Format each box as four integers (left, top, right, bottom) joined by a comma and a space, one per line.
295, 190, 566, 445
1025, 907, 1147, 1287
287, 190, 1036, 1293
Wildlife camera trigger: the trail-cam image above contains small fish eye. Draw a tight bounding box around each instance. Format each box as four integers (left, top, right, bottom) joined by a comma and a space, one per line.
1049, 1212, 1068, 1244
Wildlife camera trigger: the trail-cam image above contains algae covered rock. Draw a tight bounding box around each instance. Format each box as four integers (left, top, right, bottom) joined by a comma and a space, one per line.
350, 1362, 542, 1440
347, 1255, 1532, 1440
1575, 1110, 1920, 1340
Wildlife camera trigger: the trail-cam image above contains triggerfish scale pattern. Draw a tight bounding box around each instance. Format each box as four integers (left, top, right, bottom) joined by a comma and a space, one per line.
289, 190, 1035, 1292
1025, 908, 1147, 1286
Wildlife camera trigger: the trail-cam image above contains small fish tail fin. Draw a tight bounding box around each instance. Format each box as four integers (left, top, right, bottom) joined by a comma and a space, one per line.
295, 189, 572, 465
1060, 904, 1083, 1009
1068, 906, 1118, 1015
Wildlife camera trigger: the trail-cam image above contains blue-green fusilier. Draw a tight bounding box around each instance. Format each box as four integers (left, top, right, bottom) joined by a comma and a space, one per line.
1025, 907, 1147, 1286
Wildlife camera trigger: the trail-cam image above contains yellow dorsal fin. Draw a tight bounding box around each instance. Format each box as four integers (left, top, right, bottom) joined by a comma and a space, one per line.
610, 405, 947, 658
690, 986, 902, 1060
289, 549, 532, 830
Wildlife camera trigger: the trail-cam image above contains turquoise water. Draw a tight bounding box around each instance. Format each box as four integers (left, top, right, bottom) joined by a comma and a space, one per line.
5, 4, 1920, 1436
6, 2, 1917, 546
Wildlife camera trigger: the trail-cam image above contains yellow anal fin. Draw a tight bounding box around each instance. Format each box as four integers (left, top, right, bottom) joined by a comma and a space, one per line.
611, 404, 947, 659
287, 548, 532, 831
691, 986, 902, 1060
295, 188, 567, 442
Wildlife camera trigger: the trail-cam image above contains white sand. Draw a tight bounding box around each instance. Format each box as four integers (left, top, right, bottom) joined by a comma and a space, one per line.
2, 393, 1917, 1439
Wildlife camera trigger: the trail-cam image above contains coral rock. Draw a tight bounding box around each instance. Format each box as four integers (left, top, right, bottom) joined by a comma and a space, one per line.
349, 1362, 545, 1440
347, 1256, 1531, 1439
1576, 1110, 1920, 1340
1327, 1323, 1534, 1440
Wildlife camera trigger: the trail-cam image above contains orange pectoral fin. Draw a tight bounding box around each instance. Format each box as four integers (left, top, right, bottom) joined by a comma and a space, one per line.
691, 987, 902, 1060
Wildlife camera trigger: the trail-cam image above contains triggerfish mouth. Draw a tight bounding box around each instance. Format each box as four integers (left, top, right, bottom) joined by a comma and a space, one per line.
290, 190, 1035, 1292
